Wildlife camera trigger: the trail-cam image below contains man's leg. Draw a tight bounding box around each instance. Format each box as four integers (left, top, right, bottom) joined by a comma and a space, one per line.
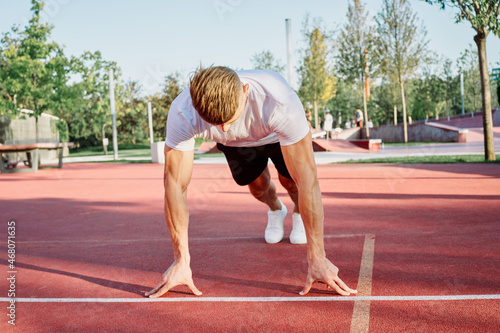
268, 144, 307, 245
248, 167, 287, 244
278, 173, 299, 214
217, 142, 304, 244
248, 167, 281, 211
277, 173, 307, 244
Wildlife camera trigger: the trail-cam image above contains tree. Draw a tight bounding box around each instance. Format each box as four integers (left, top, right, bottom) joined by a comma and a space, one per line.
411, 64, 447, 120
0, 57, 14, 113
150, 73, 184, 142
336, 0, 375, 131
373, 77, 402, 125
374, 0, 429, 142
0, 0, 68, 139
251, 50, 285, 75
441, 57, 461, 117
298, 18, 336, 130
423, 0, 499, 160
336, 0, 375, 82
326, 78, 356, 129
457, 45, 482, 112
497, 66, 500, 106
58, 51, 120, 148
116, 80, 148, 144
0, 0, 126, 148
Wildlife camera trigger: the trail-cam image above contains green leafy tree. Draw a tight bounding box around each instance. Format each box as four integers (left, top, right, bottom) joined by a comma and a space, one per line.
0, 29, 18, 106
411, 64, 447, 120
497, 68, 500, 106
457, 45, 482, 113
298, 18, 336, 130
441, 57, 461, 117
336, 0, 376, 133
373, 78, 402, 125
251, 50, 286, 75
149, 73, 184, 142
336, 0, 375, 82
116, 81, 148, 144
325, 78, 356, 129
374, 0, 429, 142
59, 51, 120, 148
0, 42, 16, 114
0, 0, 68, 139
423, 0, 500, 160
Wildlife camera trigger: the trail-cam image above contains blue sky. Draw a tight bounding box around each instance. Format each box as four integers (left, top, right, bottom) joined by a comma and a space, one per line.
1, 0, 499, 94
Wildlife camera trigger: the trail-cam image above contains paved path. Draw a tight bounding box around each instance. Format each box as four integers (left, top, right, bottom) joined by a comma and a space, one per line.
59, 127, 500, 166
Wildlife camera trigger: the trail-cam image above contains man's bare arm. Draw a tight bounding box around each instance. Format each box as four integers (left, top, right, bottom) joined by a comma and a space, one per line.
145, 145, 202, 298
281, 133, 357, 296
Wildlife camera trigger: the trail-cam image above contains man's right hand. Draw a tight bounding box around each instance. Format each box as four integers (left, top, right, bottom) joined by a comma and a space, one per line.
145, 260, 202, 298
150, 146, 199, 298
300, 257, 357, 296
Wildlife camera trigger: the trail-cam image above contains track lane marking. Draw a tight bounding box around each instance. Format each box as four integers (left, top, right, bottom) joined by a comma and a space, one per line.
1, 295, 499, 303
14, 233, 368, 245
350, 234, 375, 333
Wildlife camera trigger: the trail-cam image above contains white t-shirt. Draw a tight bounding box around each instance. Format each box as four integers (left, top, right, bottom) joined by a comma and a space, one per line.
165, 70, 310, 151
324, 113, 333, 131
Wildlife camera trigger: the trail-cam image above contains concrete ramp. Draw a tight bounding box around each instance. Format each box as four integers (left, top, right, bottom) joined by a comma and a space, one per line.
430, 109, 500, 128
312, 139, 368, 152
196, 137, 377, 154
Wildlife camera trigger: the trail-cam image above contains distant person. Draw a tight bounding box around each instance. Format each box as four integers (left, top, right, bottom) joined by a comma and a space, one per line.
323, 109, 333, 138
367, 118, 373, 128
145, 66, 357, 298
355, 107, 363, 128
305, 109, 313, 130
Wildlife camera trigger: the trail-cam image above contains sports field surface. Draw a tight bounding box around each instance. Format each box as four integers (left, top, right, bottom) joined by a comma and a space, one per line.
1, 162, 499, 332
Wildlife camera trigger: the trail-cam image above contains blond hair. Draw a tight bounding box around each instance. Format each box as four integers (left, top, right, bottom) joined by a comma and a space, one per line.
189, 66, 242, 125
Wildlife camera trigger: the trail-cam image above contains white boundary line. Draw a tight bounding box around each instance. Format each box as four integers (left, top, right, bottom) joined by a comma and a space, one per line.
1, 295, 499, 303
15, 233, 367, 245
350, 234, 375, 333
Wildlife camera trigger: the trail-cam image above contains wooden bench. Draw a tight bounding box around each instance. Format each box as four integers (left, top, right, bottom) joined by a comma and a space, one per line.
0, 142, 74, 173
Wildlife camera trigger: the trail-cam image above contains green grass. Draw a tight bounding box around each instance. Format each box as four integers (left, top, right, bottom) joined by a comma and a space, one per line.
339, 154, 500, 164
67, 142, 226, 164
82, 159, 153, 164
70, 149, 151, 159
69, 144, 150, 157
69, 144, 151, 158
69, 141, 212, 157
72, 152, 224, 164
194, 152, 224, 159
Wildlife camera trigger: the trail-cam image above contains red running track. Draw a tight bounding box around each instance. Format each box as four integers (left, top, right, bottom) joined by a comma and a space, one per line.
1, 162, 499, 332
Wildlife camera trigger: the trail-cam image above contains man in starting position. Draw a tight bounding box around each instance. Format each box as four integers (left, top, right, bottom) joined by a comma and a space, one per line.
146, 66, 357, 297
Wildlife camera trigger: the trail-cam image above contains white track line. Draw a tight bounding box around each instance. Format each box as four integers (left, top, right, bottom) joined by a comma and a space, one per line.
1, 295, 499, 303
15, 233, 367, 245
350, 234, 376, 333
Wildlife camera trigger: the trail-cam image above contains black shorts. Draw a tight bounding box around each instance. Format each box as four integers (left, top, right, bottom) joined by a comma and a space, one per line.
216, 142, 293, 186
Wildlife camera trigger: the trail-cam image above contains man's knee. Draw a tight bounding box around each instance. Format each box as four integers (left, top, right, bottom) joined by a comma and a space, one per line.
278, 173, 296, 192
248, 169, 271, 196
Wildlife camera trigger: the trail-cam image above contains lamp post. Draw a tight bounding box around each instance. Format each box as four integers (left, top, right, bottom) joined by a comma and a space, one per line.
460, 72, 465, 115
285, 18, 293, 89
109, 69, 118, 160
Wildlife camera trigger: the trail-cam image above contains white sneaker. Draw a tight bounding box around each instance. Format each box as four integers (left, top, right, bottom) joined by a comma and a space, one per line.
290, 213, 307, 244
265, 199, 287, 244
